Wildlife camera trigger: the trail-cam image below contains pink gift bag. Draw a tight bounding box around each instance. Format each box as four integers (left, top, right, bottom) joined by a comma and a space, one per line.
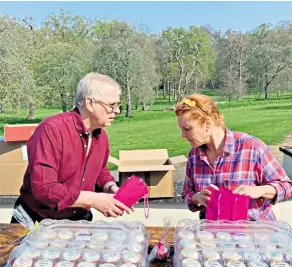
114, 175, 149, 218
206, 187, 250, 221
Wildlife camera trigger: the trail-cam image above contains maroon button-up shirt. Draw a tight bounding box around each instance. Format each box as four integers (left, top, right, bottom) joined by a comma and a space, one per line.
20, 108, 115, 219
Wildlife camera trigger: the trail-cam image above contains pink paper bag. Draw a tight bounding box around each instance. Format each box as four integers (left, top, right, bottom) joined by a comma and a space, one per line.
114, 175, 149, 218
206, 187, 250, 221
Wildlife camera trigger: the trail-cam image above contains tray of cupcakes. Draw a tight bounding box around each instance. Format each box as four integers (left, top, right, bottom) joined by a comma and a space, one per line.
173, 219, 292, 267
6, 219, 150, 267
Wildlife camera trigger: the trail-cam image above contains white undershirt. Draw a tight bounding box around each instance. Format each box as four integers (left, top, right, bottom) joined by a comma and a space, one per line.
86, 134, 92, 156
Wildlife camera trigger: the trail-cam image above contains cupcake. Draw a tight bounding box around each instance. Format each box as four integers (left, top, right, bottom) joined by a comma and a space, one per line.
57, 230, 73, 240
35, 240, 48, 249
202, 251, 220, 261
92, 231, 108, 242
122, 251, 140, 264
218, 243, 236, 250
120, 264, 136, 267
55, 261, 74, 267
87, 242, 105, 250
39, 229, 57, 240
12, 256, 33, 267
110, 231, 127, 242
99, 264, 116, 267
222, 251, 242, 262
82, 252, 101, 263
248, 261, 268, 267
265, 252, 284, 262
62, 250, 80, 262
131, 233, 145, 243
226, 261, 246, 267
76, 262, 95, 267
200, 238, 216, 249
34, 259, 53, 267
25, 249, 41, 259
181, 248, 199, 260
257, 244, 276, 251
178, 239, 197, 250
243, 252, 261, 262
75, 231, 92, 241
253, 233, 269, 243
102, 253, 120, 264
129, 243, 144, 254
216, 232, 232, 240
270, 262, 290, 267
238, 242, 256, 250
67, 242, 86, 249
271, 233, 286, 245
182, 258, 201, 267
232, 233, 250, 242
197, 231, 214, 241
204, 261, 223, 267
49, 241, 67, 249
178, 230, 196, 241
42, 249, 61, 261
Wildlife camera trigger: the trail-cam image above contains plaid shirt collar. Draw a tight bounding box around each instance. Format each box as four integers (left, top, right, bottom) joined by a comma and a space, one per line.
197, 127, 235, 159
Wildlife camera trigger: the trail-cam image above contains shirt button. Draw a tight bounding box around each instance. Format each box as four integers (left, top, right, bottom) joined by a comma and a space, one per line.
85, 131, 89, 135
82, 178, 85, 182
73, 210, 76, 214
80, 134, 82, 137
84, 145, 87, 148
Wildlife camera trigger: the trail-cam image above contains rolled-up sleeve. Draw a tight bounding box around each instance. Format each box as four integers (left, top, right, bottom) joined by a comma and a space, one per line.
28, 123, 81, 210
255, 145, 292, 204
182, 153, 201, 212
96, 131, 116, 192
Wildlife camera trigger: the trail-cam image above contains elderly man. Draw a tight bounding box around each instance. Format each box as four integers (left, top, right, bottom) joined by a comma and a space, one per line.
11, 73, 132, 223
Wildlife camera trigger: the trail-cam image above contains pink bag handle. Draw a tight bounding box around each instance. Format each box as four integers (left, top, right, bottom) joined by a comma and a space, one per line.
144, 194, 149, 219
217, 193, 223, 219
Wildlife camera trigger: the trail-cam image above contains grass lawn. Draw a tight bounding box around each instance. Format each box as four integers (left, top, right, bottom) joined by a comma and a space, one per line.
1, 97, 292, 162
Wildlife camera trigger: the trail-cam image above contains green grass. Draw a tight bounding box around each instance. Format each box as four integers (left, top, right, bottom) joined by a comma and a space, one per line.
1, 97, 292, 163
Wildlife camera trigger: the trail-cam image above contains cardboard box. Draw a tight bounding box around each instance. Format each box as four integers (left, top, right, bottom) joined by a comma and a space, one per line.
0, 140, 28, 195
109, 149, 186, 198
4, 124, 38, 142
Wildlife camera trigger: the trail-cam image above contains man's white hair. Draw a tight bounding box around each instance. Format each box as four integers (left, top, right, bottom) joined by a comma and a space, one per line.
75, 73, 121, 107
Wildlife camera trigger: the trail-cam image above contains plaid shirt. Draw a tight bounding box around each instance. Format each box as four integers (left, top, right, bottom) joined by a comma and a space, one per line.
182, 128, 292, 221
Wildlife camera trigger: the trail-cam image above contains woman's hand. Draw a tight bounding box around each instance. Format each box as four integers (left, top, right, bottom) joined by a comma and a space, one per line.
192, 184, 219, 207
233, 185, 276, 199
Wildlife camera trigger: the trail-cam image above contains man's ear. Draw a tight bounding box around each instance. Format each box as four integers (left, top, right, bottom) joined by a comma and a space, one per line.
85, 97, 94, 113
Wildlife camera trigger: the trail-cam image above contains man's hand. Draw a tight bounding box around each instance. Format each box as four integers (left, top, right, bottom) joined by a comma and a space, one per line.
91, 193, 132, 218
232, 185, 264, 199
192, 184, 219, 207
109, 185, 119, 194
109, 185, 135, 212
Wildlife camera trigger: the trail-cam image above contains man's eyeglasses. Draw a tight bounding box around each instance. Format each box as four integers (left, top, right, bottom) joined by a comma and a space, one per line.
97, 100, 122, 114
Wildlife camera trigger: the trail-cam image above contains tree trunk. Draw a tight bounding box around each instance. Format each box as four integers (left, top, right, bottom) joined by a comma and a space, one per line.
168, 79, 171, 102
173, 79, 176, 101
135, 102, 138, 110
126, 74, 132, 118
142, 102, 147, 111
60, 92, 67, 112
27, 102, 36, 120
163, 83, 166, 99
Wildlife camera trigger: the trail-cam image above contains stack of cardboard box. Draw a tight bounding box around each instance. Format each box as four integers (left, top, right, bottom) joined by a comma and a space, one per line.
1, 124, 187, 198
0, 124, 38, 195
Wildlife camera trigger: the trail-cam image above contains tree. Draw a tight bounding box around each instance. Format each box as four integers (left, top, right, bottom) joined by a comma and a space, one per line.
93, 20, 159, 117
162, 26, 215, 102
249, 23, 292, 99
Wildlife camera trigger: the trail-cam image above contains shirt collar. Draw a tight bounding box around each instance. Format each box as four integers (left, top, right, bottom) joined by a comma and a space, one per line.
223, 127, 235, 155
71, 107, 101, 138
197, 127, 235, 159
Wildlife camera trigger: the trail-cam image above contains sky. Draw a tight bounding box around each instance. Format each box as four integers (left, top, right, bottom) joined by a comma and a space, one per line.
1, 1, 292, 33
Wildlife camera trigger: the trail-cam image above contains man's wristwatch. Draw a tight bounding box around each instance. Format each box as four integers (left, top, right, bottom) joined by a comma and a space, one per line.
108, 184, 117, 193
